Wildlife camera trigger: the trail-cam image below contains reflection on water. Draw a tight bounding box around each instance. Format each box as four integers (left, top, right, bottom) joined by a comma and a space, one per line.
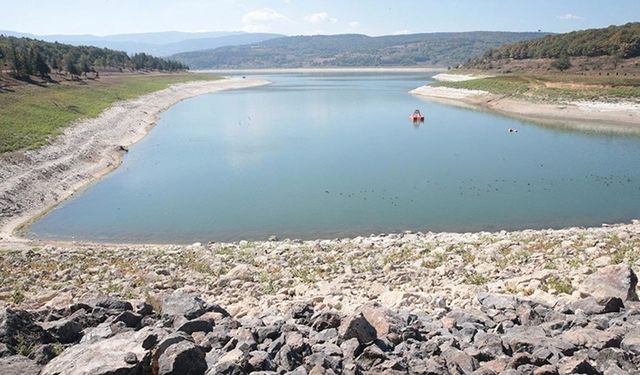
29, 73, 640, 243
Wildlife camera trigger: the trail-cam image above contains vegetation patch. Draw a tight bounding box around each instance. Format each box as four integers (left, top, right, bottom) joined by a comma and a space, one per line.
0, 73, 218, 153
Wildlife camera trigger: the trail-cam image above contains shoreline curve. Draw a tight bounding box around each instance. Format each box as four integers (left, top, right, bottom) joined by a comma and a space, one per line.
0, 78, 271, 243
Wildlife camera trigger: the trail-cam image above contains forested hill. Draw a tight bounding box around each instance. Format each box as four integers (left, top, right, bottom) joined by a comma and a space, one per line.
0, 35, 188, 80
466, 23, 640, 67
170, 31, 547, 69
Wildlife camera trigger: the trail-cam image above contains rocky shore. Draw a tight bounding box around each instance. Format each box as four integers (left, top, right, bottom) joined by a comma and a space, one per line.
1, 220, 640, 373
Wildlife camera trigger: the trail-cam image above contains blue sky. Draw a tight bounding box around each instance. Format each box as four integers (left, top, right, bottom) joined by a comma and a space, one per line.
1, 0, 638, 36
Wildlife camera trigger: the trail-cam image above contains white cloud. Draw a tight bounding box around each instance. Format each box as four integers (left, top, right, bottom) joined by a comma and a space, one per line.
304, 12, 338, 24
349, 21, 361, 29
558, 13, 584, 20
242, 8, 292, 32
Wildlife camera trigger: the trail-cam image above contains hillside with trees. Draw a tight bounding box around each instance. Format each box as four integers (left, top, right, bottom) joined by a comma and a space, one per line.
465, 23, 640, 73
0, 35, 188, 81
170, 31, 547, 69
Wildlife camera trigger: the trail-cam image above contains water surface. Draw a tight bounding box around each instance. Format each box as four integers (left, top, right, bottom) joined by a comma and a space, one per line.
30, 74, 640, 242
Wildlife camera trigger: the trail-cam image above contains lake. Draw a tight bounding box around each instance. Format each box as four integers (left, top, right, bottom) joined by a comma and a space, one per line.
29, 73, 640, 243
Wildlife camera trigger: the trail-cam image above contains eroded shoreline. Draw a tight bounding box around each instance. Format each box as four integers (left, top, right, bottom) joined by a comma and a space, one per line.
0, 78, 271, 243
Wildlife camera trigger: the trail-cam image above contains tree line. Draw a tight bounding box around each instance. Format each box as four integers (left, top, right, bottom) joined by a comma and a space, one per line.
0, 35, 188, 80
466, 22, 640, 67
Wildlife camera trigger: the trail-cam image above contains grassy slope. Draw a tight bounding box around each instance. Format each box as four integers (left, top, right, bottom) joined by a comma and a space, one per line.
432, 74, 640, 102
0, 73, 218, 153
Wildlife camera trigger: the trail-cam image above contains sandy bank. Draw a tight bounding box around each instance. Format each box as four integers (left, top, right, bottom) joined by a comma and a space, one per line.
0, 78, 270, 242
410, 85, 640, 132
432, 73, 494, 82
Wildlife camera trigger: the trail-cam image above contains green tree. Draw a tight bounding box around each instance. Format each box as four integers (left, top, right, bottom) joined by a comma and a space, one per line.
34, 49, 51, 78
63, 53, 79, 77
7, 39, 26, 77
551, 54, 571, 71
78, 54, 91, 76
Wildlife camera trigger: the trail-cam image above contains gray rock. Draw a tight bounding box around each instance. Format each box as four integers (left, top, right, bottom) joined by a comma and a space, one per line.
157, 340, 207, 375
113, 311, 143, 328
0, 307, 53, 348
570, 297, 624, 315
559, 328, 622, 350
176, 319, 214, 334
533, 364, 558, 375
207, 361, 247, 374
41, 327, 162, 375
579, 264, 638, 302
310, 311, 341, 332
338, 312, 377, 344
557, 354, 598, 375
162, 290, 207, 320
0, 355, 42, 375
441, 347, 478, 373
28, 343, 59, 365
620, 328, 640, 354
478, 293, 519, 310
247, 350, 274, 371
39, 319, 82, 344
90, 296, 133, 311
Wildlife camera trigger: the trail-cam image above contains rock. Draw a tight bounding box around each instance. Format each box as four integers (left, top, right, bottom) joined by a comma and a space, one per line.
533, 365, 558, 375
620, 328, 640, 354
478, 293, 519, 310
570, 297, 624, 315
559, 328, 622, 350
90, 296, 133, 311
28, 343, 59, 365
39, 319, 82, 344
41, 328, 162, 375
0, 307, 53, 348
247, 350, 274, 371
579, 264, 638, 302
157, 340, 207, 375
310, 311, 341, 332
338, 312, 377, 344
357, 303, 403, 337
162, 290, 207, 320
289, 303, 315, 325
113, 311, 143, 328
0, 355, 42, 375
557, 355, 598, 374
441, 347, 478, 373
176, 319, 214, 334
224, 264, 256, 282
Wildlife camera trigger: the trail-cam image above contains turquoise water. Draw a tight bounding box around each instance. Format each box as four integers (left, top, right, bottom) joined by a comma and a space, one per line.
29, 74, 640, 243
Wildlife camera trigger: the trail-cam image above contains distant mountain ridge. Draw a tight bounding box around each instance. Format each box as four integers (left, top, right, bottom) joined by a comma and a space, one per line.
0, 30, 284, 56
169, 31, 549, 69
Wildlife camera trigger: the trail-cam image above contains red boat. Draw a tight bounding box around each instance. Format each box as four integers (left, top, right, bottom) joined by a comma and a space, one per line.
410, 109, 425, 122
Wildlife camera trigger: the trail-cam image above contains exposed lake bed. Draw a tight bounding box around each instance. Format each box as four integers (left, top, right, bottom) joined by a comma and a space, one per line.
21, 73, 640, 243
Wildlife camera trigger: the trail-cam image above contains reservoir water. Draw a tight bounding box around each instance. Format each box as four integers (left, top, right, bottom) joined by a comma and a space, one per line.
29, 73, 640, 243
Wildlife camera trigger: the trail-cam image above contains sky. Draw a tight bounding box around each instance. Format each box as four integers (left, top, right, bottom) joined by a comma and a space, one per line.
1, 0, 639, 36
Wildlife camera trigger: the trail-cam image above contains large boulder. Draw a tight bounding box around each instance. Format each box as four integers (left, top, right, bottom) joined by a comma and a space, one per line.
41, 327, 168, 375
579, 264, 638, 302
157, 340, 207, 375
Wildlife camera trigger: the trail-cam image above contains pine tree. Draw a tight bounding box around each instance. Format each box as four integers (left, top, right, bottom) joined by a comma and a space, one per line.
34, 49, 51, 78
